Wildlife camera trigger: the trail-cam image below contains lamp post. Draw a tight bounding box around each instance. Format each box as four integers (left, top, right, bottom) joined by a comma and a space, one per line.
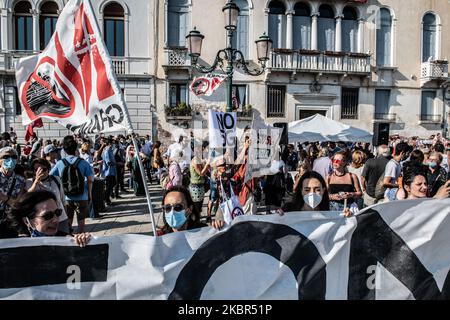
185, 0, 272, 113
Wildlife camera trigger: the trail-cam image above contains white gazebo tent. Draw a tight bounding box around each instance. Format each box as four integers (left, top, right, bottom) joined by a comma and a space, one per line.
288, 114, 373, 143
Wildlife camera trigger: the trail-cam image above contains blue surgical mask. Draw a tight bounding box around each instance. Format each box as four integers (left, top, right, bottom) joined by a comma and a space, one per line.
165, 210, 187, 229
30, 228, 48, 237
2, 158, 16, 171
429, 162, 438, 169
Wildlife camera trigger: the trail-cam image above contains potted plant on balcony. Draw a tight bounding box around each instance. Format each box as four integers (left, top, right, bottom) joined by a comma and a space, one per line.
237, 104, 253, 119
165, 103, 192, 119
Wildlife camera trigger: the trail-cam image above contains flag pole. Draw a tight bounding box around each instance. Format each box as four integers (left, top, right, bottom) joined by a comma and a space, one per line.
81, 0, 158, 236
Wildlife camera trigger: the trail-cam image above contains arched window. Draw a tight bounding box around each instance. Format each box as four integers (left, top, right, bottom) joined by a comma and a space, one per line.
39, 1, 58, 50
342, 6, 358, 52
422, 13, 437, 62
293, 2, 310, 50
268, 0, 286, 49
232, 0, 249, 59
104, 2, 125, 56
376, 8, 392, 66
318, 4, 335, 51
168, 0, 189, 47
14, 1, 33, 50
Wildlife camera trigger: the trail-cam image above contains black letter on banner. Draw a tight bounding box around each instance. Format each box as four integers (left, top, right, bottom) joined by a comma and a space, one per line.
106, 104, 124, 126
0, 244, 109, 288
223, 113, 234, 129
169, 221, 326, 300
348, 209, 450, 300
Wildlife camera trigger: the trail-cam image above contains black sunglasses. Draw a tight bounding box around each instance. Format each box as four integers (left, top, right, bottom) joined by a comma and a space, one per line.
2, 155, 17, 160
34, 209, 63, 221
162, 203, 185, 213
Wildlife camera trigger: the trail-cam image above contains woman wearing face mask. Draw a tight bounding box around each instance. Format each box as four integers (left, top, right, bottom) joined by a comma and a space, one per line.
0, 147, 25, 236
276, 171, 353, 217
157, 186, 224, 236
25, 158, 70, 234
5, 190, 91, 246
426, 151, 447, 197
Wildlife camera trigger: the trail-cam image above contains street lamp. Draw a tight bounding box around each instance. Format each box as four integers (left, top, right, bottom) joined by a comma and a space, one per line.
186, 0, 272, 112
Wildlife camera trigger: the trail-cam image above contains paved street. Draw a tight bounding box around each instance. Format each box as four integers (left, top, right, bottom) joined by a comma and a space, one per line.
73, 182, 163, 237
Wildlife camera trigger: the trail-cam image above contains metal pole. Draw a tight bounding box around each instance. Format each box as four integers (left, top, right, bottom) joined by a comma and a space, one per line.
131, 136, 158, 236
226, 29, 234, 113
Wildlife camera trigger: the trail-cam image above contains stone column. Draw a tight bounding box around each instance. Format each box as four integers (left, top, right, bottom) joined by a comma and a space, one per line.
31, 8, 40, 51
286, 10, 294, 50
311, 12, 319, 50
1, 8, 9, 51
358, 18, 364, 53
335, 14, 343, 52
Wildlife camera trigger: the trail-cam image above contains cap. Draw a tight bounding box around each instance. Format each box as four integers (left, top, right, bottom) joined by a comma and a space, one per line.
44, 144, 57, 155
0, 146, 17, 158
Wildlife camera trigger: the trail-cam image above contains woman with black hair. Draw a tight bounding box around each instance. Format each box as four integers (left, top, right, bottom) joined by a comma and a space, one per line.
4, 190, 91, 246
276, 171, 353, 217
157, 186, 224, 236
396, 165, 450, 200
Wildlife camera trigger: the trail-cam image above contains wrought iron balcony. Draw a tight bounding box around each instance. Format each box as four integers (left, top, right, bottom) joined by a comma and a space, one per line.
418, 114, 442, 124
268, 50, 371, 75
373, 113, 397, 122
421, 60, 449, 85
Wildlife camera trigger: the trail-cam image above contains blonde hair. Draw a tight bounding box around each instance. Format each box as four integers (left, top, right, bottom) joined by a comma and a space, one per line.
351, 150, 366, 169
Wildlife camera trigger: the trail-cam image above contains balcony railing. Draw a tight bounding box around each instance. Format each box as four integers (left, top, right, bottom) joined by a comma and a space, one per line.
419, 114, 442, 124
421, 60, 449, 85
163, 47, 190, 69
268, 50, 371, 74
373, 113, 397, 122
0, 51, 150, 75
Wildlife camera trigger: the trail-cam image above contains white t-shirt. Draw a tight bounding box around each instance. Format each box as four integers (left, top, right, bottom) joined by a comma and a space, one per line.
384, 159, 401, 199
313, 157, 332, 181
25, 176, 68, 222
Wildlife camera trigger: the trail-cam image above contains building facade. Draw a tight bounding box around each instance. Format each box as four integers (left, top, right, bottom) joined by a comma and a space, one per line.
157, 0, 450, 140
1, 0, 449, 143
0, 0, 154, 141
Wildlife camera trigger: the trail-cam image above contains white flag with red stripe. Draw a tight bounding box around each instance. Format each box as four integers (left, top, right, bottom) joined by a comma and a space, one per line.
15, 0, 128, 134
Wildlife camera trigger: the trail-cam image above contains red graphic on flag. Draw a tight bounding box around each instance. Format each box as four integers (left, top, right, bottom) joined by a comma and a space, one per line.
25, 118, 43, 142
19, 2, 115, 122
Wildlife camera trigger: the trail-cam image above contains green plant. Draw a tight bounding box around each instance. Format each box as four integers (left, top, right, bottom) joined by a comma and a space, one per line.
165, 103, 192, 116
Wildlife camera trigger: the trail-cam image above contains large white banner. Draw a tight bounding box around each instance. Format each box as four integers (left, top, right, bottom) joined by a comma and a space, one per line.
15, 0, 128, 134
1, 198, 450, 299
208, 110, 237, 149
244, 116, 282, 183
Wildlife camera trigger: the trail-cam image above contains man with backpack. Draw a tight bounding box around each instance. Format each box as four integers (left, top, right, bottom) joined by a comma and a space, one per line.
50, 136, 94, 233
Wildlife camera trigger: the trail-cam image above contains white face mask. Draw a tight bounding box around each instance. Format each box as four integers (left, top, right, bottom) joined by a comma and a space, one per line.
303, 192, 322, 209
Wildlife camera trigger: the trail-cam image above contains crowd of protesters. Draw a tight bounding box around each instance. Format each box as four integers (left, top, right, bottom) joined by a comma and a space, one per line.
1, 126, 450, 240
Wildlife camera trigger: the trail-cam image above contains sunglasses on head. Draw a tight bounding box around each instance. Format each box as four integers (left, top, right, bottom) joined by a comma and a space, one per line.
2, 155, 17, 160
162, 203, 185, 213
33, 208, 62, 221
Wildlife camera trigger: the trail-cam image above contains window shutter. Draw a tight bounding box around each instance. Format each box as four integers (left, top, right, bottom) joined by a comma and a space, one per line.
238, 15, 248, 58
269, 14, 279, 49
293, 16, 310, 50
178, 12, 187, 47
168, 11, 178, 46
375, 90, 390, 114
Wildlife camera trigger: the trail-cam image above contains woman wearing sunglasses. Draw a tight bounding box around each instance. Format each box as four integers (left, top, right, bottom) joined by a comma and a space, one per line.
6, 190, 91, 247
327, 151, 362, 212
25, 158, 70, 234
157, 186, 224, 236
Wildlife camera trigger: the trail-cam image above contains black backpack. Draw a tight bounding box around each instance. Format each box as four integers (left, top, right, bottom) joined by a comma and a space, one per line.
61, 158, 85, 196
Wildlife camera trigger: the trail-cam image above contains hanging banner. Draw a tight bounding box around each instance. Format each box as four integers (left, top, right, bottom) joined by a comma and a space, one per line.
244, 115, 282, 183
190, 74, 227, 96
15, 0, 128, 134
208, 109, 237, 149
1, 199, 450, 299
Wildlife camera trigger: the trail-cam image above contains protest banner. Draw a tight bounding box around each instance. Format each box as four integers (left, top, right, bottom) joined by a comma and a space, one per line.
1, 198, 450, 299
208, 109, 237, 149
244, 115, 282, 183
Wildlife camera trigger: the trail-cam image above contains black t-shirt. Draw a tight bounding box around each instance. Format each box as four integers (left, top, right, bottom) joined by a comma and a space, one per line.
361, 156, 390, 197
